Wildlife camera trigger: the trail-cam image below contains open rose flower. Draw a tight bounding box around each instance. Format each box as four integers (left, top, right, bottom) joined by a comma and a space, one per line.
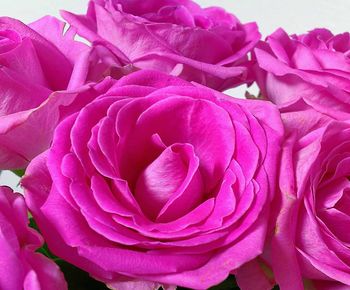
274, 119, 350, 289
61, 0, 261, 91
23, 70, 283, 289
254, 28, 350, 120
0, 16, 118, 169
239, 111, 350, 289
0, 186, 67, 290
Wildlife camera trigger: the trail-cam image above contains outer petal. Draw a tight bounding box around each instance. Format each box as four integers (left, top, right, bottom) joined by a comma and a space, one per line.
0, 186, 67, 290
0, 77, 114, 170
24, 251, 67, 290
236, 259, 275, 290
29, 16, 95, 89
0, 17, 73, 90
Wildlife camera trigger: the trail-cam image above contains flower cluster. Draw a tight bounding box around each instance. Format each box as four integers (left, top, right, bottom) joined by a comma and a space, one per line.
0, 0, 349, 289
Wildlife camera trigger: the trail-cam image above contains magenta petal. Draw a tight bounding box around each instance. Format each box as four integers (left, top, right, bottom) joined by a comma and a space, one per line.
236, 259, 274, 290
0, 38, 48, 89
29, 16, 88, 67
107, 279, 162, 290
0, 186, 67, 290
135, 143, 203, 222
0, 67, 50, 116
24, 251, 67, 290
119, 95, 235, 192
0, 17, 73, 90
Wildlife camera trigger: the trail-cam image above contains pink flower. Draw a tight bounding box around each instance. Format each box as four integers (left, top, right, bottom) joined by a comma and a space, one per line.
0, 186, 67, 290
23, 70, 283, 289
61, 0, 261, 91
0, 16, 116, 169
254, 28, 350, 120
237, 107, 350, 289
275, 118, 350, 289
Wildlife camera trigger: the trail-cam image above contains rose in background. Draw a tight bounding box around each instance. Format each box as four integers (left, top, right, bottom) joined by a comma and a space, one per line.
250, 27, 350, 289
0, 186, 67, 290
254, 28, 350, 120
0, 16, 118, 170
23, 70, 283, 289
274, 117, 350, 290
62, 0, 261, 91
237, 106, 350, 290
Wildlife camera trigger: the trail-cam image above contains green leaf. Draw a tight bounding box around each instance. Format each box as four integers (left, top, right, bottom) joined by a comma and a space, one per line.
209, 275, 239, 290
12, 169, 25, 177
29, 217, 39, 231
57, 260, 109, 290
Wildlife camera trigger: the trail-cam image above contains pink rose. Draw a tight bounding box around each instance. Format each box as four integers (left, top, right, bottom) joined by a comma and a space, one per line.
0, 186, 67, 290
275, 118, 350, 289
0, 16, 115, 169
23, 70, 283, 289
254, 28, 350, 120
61, 0, 261, 91
237, 108, 350, 290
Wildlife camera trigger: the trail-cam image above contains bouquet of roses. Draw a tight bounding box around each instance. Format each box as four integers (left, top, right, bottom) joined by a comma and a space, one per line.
0, 0, 349, 289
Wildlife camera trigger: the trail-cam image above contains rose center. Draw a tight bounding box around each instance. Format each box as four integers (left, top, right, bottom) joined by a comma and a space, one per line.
334, 188, 350, 216
134, 143, 203, 222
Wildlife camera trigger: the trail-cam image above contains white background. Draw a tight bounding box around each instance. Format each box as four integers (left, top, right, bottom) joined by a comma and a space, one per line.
1, 0, 350, 190
1, 0, 350, 35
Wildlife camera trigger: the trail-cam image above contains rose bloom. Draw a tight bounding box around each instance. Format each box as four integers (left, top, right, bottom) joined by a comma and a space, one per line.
237, 106, 350, 290
0, 186, 67, 290
61, 0, 261, 91
254, 28, 350, 120
23, 70, 283, 289
0, 16, 115, 170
